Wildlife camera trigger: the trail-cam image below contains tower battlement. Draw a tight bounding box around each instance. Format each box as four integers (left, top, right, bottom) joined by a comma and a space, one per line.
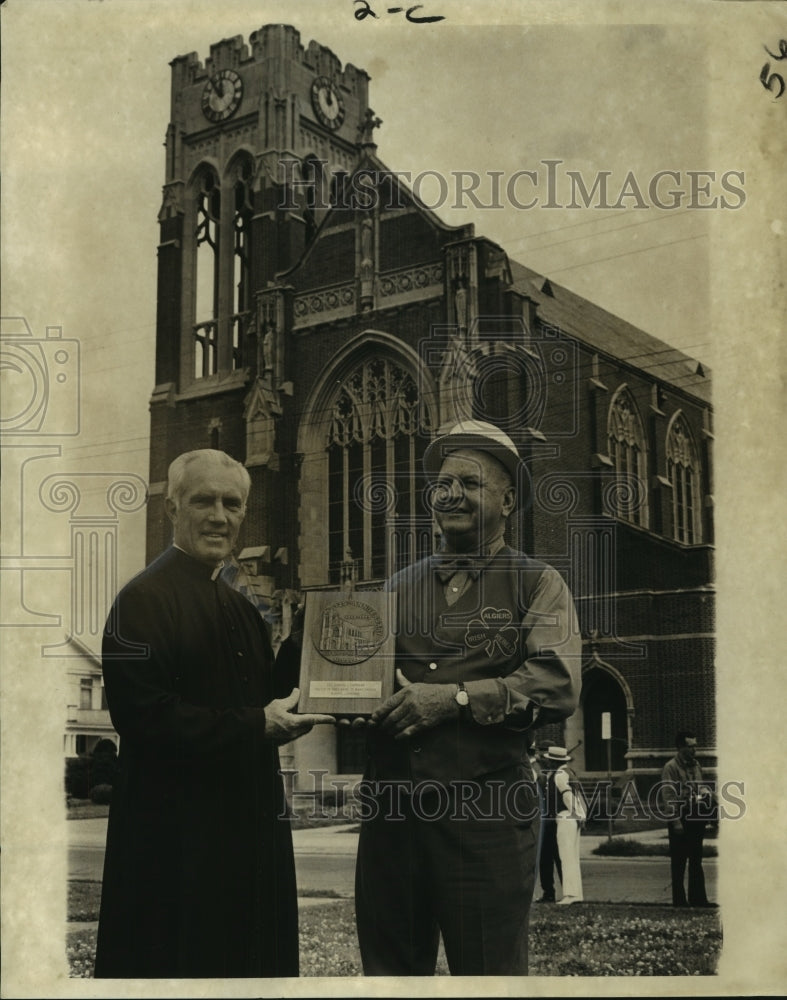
170, 24, 369, 94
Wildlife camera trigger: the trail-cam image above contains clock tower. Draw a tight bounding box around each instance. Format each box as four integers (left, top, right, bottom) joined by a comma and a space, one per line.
148, 25, 373, 585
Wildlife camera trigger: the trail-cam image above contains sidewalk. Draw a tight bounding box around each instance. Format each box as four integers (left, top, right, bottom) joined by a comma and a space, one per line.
66, 816, 108, 848
68, 816, 684, 859
291, 823, 359, 855
290, 821, 676, 859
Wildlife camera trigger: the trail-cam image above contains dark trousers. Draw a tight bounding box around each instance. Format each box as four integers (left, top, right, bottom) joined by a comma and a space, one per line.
538, 817, 562, 898
668, 821, 708, 906
355, 771, 538, 976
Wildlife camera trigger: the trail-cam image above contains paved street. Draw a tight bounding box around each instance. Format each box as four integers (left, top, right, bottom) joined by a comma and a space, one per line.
68, 818, 718, 906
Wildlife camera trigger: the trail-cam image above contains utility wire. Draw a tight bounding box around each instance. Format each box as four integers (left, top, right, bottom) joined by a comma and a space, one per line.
504, 209, 696, 251
547, 233, 708, 275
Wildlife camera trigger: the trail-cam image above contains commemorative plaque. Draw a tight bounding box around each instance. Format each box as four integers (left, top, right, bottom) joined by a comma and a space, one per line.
297, 590, 397, 717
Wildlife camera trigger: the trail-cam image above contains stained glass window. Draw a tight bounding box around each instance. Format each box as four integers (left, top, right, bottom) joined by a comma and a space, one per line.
327, 357, 433, 583
607, 388, 649, 527
667, 415, 701, 544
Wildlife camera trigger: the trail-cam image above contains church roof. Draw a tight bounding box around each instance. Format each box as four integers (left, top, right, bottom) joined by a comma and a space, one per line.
278, 150, 711, 405
355, 155, 712, 404
506, 257, 712, 404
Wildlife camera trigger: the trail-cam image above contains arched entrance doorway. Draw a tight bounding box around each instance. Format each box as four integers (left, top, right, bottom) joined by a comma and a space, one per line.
582, 666, 629, 771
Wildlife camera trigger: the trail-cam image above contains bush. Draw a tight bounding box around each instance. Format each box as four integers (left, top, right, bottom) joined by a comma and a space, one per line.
592, 836, 717, 858
320, 786, 348, 810
90, 740, 118, 788
593, 837, 666, 856
90, 784, 113, 805
65, 742, 119, 800
291, 784, 353, 814
65, 757, 92, 799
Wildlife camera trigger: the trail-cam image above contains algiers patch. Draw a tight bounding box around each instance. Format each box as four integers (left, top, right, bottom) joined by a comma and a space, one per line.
465, 607, 518, 657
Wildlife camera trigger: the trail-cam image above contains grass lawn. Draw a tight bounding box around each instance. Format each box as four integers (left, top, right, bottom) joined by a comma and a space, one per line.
67, 889, 721, 978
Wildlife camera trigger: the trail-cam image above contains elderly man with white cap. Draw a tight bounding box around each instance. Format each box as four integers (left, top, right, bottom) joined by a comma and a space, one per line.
354, 420, 581, 977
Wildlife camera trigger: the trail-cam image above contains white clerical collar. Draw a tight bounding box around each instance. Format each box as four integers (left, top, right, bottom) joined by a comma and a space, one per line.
172, 544, 225, 580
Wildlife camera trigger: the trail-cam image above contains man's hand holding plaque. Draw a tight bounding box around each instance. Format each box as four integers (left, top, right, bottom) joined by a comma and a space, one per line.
264, 688, 336, 741
368, 668, 459, 737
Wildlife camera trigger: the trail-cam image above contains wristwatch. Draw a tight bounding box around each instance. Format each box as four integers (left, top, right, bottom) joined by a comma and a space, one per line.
455, 681, 470, 718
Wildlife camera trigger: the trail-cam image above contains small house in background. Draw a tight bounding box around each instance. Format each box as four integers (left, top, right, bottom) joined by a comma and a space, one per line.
64, 634, 117, 759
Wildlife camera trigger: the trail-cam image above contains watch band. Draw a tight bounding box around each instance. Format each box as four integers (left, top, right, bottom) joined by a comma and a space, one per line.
455, 681, 470, 720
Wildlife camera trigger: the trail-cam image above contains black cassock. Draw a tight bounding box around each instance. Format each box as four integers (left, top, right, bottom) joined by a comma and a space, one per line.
94, 546, 298, 979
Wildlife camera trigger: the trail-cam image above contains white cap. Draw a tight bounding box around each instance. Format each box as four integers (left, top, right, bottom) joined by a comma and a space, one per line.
423, 420, 528, 507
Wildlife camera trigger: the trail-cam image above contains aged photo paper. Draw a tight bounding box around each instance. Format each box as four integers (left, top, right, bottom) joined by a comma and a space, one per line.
1, 0, 785, 995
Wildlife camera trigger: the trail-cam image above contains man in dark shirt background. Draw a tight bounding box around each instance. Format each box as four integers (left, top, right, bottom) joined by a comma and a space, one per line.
660, 730, 718, 909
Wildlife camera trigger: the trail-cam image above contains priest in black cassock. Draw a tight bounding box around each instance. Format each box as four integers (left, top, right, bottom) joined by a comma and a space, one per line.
94, 449, 334, 979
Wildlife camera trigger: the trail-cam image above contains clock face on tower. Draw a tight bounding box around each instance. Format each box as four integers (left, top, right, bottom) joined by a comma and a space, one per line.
311, 76, 345, 130
201, 69, 244, 123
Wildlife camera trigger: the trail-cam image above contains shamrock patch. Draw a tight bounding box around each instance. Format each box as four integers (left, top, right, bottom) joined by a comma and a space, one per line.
465, 607, 519, 658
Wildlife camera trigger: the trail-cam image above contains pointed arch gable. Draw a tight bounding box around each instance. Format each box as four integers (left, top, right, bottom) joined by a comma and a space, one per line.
297, 332, 438, 452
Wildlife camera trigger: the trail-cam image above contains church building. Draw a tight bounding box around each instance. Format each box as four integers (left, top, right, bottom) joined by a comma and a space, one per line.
144, 24, 715, 793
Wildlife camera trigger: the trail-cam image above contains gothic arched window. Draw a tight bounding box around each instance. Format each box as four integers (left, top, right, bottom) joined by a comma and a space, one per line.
231, 158, 254, 370
327, 356, 433, 584
607, 387, 649, 527
667, 414, 702, 544
193, 169, 220, 378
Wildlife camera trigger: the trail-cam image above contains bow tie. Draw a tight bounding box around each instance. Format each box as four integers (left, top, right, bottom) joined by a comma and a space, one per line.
433, 555, 488, 583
